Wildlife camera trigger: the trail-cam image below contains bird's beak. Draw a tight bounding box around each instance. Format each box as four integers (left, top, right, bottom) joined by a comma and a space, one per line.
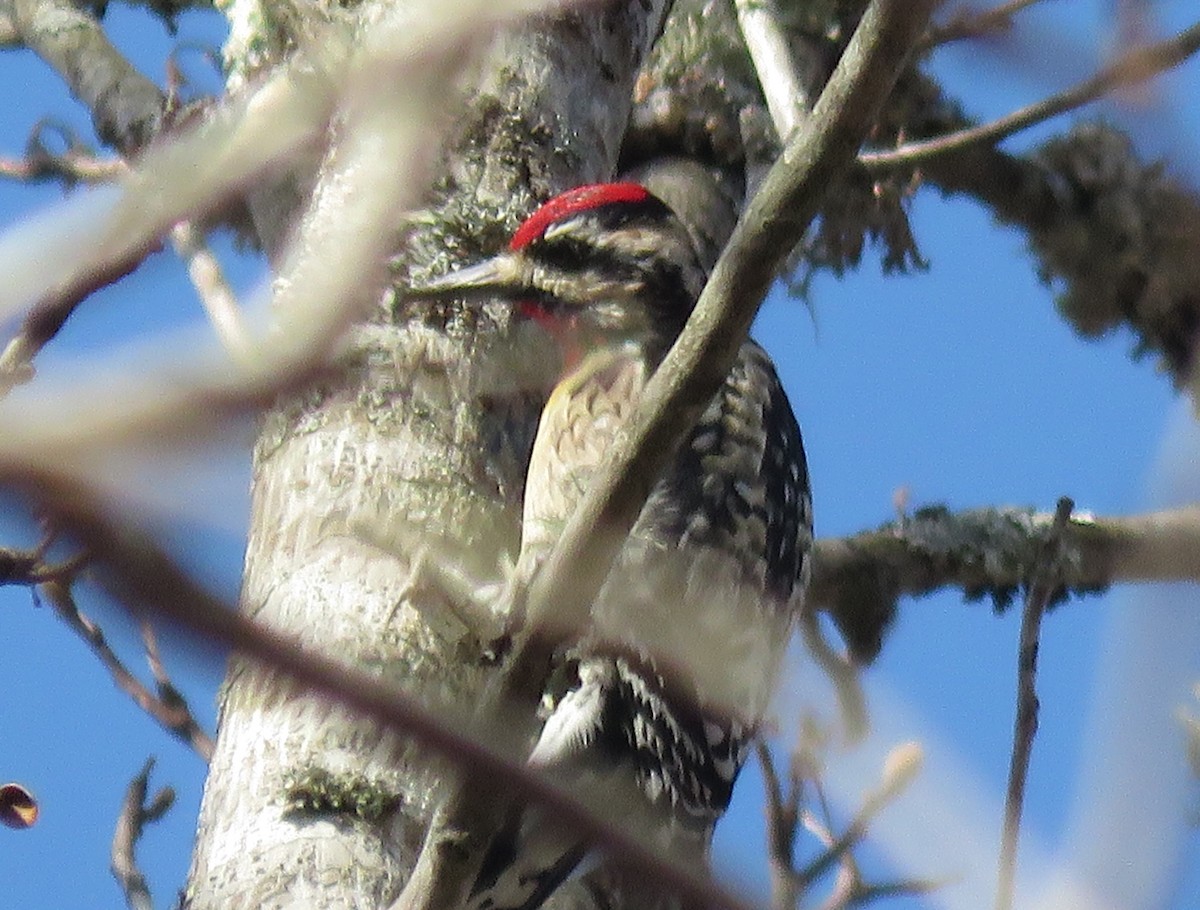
405, 252, 531, 301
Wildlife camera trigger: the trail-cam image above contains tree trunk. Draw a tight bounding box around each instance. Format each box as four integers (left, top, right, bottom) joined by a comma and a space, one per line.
184, 3, 675, 907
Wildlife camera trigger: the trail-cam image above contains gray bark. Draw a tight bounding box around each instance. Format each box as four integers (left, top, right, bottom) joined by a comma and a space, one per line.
184, 3, 671, 908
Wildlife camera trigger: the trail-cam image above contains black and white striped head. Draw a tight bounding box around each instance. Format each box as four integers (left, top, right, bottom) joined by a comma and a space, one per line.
411, 184, 706, 352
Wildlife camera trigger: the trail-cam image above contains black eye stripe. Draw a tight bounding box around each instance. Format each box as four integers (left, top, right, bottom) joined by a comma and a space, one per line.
531, 237, 693, 323
535, 235, 644, 280
520, 197, 700, 333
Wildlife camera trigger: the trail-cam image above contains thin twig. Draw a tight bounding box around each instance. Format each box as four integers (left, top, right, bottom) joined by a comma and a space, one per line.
111, 758, 175, 910
862, 20, 1200, 170
37, 580, 215, 762
798, 608, 868, 742
795, 803, 866, 889
832, 876, 943, 909
0, 532, 86, 585
0, 144, 252, 382
796, 742, 923, 892
0, 240, 159, 397
796, 796, 860, 910
757, 742, 801, 910
787, 761, 932, 910
994, 496, 1073, 910
921, 0, 1046, 49
0, 150, 123, 183
141, 621, 216, 761
733, 0, 810, 140
0, 136, 153, 392
168, 220, 255, 364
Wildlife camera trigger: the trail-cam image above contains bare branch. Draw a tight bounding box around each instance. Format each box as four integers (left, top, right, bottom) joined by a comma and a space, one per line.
0, 150, 120, 181
733, 0, 810, 140
0, 238, 158, 397
0, 131, 260, 384
862, 20, 1200, 170
995, 496, 1073, 910
798, 608, 868, 742
36, 580, 215, 761
834, 876, 943, 908
8, 0, 165, 153
808, 503, 1200, 664
0, 532, 86, 584
921, 0, 1046, 49
141, 621, 215, 761
1, 137, 249, 369
111, 758, 174, 910
167, 220, 254, 364
757, 743, 801, 910
0, 133, 123, 183
795, 743, 923, 892
0, 46, 330, 337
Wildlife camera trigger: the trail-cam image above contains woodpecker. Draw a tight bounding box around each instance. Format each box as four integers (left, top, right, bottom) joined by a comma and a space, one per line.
411, 183, 812, 910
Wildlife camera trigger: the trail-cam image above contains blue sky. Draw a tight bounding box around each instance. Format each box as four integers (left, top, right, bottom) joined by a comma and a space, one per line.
1, 2, 1198, 909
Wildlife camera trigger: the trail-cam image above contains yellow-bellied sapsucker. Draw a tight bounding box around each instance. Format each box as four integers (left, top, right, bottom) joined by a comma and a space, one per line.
412, 183, 813, 910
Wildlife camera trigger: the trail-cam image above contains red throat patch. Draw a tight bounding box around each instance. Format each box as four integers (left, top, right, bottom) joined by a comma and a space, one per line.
519, 300, 584, 373
511, 183, 652, 375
